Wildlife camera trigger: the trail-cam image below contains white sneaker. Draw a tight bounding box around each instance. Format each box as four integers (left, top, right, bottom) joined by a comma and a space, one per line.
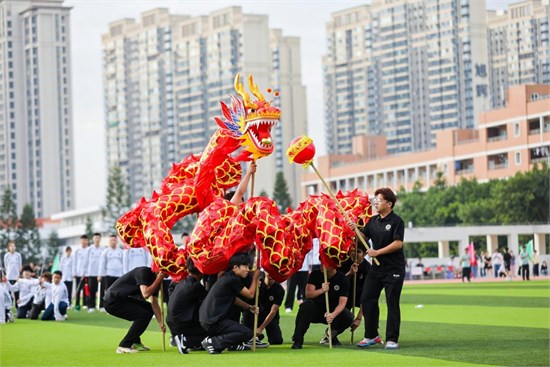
285, 308, 292, 313
99, 307, 106, 313
116, 346, 138, 354
88, 308, 96, 313
385, 341, 399, 349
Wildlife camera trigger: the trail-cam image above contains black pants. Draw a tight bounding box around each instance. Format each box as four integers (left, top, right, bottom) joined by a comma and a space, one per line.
74, 277, 86, 307
533, 264, 539, 277
100, 276, 118, 308
16, 299, 33, 319
29, 301, 45, 320
64, 281, 73, 304
361, 270, 404, 343
462, 267, 471, 282
167, 319, 208, 349
8, 280, 19, 307
242, 309, 283, 344
521, 264, 530, 280
87, 277, 99, 309
292, 299, 353, 345
104, 294, 154, 348
284, 271, 308, 310
201, 318, 253, 351
162, 279, 171, 304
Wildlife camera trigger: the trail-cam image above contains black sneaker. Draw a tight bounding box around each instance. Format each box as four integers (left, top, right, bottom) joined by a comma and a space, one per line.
227, 344, 251, 351
332, 337, 342, 346
243, 337, 269, 348
291, 342, 302, 349
174, 334, 188, 354
170, 336, 176, 347
201, 337, 221, 355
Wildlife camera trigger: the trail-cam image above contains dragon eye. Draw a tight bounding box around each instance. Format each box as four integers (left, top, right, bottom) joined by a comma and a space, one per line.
249, 109, 256, 113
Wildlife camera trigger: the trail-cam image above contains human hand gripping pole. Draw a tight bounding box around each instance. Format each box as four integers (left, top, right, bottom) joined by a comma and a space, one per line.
286, 136, 379, 266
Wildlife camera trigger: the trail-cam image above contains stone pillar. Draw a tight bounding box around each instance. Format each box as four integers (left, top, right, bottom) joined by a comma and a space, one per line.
486, 234, 498, 253
534, 233, 547, 255
438, 240, 450, 258
459, 236, 470, 252
507, 234, 519, 256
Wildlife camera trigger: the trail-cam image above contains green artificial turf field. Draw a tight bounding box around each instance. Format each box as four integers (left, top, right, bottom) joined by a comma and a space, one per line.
1, 280, 548, 367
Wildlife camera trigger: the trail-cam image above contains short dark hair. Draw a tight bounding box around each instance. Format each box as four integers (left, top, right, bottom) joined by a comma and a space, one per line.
355, 239, 367, 253
181, 232, 189, 238
93, 232, 102, 237
186, 258, 201, 275
109, 234, 117, 238
21, 265, 33, 273
374, 187, 397, 208
65, 246, 72, 252
41, 272, 52, 282
80, 234, 89, 240
228, 252, 250, 270
224, 191, 236, 201
53, 270, 62, 277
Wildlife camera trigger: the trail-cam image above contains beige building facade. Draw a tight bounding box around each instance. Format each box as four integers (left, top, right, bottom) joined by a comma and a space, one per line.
103, 7, 307, 205
304, 85, 550, 197
0, 0, 74, 217
487, 0, 550, 108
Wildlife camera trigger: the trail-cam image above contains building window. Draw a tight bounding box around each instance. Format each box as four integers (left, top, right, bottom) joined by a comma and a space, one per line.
515, 152, 521, 165
514, 122, 520, 137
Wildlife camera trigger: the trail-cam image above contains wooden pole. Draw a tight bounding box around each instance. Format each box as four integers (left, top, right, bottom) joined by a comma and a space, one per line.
252, 249, 260, 352
310, 163, 379, 266
351, 265, 357, 344
249, 169, 260, 352
160, 280, 166, 352
323, 267, 333, 349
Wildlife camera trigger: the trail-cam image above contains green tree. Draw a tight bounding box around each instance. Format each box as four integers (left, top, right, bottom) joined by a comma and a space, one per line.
46, 230, 62, 262
84, 216, 94, 240
272, 172, 292, 212
17, 204, 41, 263
258, 190, 269, 198
0, 187, 19, 244
102, 166, 131, 231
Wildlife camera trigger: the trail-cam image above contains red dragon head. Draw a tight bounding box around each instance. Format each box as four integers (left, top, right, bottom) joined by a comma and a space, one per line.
215, 74, 281, 161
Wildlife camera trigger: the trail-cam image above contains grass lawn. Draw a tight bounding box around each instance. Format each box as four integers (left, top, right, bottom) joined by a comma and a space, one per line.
1, 280, 548, 367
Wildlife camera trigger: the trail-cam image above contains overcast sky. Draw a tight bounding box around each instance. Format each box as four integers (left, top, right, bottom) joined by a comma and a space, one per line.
66, 0, 514, 210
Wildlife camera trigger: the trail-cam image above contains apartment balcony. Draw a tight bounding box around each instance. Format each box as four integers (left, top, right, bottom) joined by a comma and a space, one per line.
486, 125, 507, 142
488, 153, 508, 170
454, 158, 474, 174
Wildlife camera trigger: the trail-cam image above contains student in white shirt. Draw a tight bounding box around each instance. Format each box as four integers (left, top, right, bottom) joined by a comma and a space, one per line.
4, 240, 22, 305
98, 235, 124, 311
6, 265, 39, 318
60, 246, 74, 303
86, 233, 104, 312
0, 281, 14, 324
123, 247, 151, 274
72, 235, 89, 311
29, 272, 52, 320
42, 271, 69, 321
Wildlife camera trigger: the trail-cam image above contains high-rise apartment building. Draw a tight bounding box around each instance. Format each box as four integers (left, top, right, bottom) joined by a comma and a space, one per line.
0, 0, 74, 217
487, 0, 550, 108
103, 7, 307, 205
323, 0, 489, 155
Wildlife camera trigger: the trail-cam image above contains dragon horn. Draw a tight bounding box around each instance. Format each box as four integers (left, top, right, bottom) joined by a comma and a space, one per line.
248, 74, 265, 101
234, 74, 252, 105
